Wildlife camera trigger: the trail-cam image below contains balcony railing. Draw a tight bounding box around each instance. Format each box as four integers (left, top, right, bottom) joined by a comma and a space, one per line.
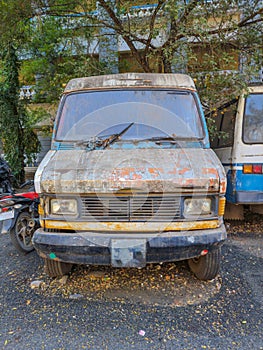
120, 4, 158, 19
19, 86, 36, 100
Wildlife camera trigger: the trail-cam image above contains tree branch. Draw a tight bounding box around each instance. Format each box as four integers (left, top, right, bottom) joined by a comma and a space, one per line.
161, 0, 200, 51
144, 1, 166, 55
97, 0, 153, 71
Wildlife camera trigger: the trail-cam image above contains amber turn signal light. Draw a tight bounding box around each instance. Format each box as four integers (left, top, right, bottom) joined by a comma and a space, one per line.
218, 197, 226, 216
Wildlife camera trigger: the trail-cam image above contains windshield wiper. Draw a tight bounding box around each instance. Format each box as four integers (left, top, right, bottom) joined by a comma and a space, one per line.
141, 136, 203, 144
100, 122, 135, 149
75, 122, 135, 151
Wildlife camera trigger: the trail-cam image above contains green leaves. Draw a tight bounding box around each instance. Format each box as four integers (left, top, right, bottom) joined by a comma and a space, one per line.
0, 44, 40, 183
0, 0, 262, 154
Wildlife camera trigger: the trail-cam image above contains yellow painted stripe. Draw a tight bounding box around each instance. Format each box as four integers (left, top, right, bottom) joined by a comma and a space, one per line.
44, 220, 220, 232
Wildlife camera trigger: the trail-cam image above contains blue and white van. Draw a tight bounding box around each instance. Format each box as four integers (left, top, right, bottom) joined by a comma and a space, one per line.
210, 85, 263, 220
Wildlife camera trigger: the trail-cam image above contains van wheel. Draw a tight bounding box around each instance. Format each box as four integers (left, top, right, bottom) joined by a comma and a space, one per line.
44, 258, 73, 277
188, 248, 221, 281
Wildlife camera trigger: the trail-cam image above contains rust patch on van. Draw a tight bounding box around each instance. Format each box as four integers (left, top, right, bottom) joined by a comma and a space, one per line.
44, 220, 220, 232
203, 168, 218, 176
38, 148, 225, 194
148, 167, 164, 177
220, 179, 227, 193
178, 168, 191, 175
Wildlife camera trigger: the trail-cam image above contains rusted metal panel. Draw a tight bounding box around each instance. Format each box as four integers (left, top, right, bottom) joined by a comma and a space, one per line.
64, 73, 196, 94
37, 148, 225, 194
44, 219, 220, 232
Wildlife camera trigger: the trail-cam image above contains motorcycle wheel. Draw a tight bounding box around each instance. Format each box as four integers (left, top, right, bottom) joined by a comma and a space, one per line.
10, 211, 35, 253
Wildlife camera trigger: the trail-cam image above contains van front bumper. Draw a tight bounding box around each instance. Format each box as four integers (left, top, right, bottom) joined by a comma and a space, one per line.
33, 225, 227, 267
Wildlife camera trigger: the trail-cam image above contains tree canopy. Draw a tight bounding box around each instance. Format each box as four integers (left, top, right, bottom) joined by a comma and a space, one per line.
0, 44, 40, 183
0, 0, 262, 179
1, 0, 262, 104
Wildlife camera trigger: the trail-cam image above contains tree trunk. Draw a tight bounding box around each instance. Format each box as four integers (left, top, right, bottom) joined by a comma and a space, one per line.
163, 55, 172, 73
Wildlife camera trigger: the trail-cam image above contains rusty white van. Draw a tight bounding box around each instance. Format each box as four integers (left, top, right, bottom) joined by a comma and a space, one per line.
33, 73, 226, 280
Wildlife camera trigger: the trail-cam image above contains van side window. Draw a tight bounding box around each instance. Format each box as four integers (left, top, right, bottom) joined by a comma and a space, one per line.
210, 99, 238, 148
243, 93, 263, 144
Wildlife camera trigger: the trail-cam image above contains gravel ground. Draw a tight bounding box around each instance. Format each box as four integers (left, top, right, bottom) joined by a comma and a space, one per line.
0, 214, 262, 350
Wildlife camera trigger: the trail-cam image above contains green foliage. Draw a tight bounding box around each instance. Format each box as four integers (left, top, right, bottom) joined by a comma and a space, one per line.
22, 14, 105, 102
145, 0, 262, 138
0, 44, 40, 183
27, 106, 56, 138
0, 0, 262, 145
0, 0, 33, 44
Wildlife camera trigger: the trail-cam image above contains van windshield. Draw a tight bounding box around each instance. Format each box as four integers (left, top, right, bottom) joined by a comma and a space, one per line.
55, 89, 204, 142
243, 93, 263, 144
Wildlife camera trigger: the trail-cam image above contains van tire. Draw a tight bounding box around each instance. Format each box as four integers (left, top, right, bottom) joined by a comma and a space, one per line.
188, 248, 221, 281
44, 259, 73, 277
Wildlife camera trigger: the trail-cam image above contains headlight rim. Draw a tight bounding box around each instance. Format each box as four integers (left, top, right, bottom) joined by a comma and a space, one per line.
183, 197, 213, 218
49, 198, 78, 217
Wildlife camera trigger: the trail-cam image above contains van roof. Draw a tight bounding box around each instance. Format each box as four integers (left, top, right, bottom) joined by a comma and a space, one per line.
64, 73, 196, 93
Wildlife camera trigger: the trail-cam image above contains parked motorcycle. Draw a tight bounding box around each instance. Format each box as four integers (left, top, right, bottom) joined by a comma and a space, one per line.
0, 180, 39, 253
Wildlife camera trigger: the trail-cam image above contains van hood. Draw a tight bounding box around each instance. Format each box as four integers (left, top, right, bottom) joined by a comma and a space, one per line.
35, 148, 226, 194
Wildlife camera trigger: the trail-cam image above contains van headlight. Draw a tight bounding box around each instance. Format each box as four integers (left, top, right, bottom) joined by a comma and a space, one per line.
183, 198, 212, 217
50, 198, 78, 216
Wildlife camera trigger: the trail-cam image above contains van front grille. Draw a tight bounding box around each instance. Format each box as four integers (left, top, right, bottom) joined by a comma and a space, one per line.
81, 194, 181, 222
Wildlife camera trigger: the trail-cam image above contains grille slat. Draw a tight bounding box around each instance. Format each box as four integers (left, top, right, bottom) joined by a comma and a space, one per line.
81, 195, 181, 222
